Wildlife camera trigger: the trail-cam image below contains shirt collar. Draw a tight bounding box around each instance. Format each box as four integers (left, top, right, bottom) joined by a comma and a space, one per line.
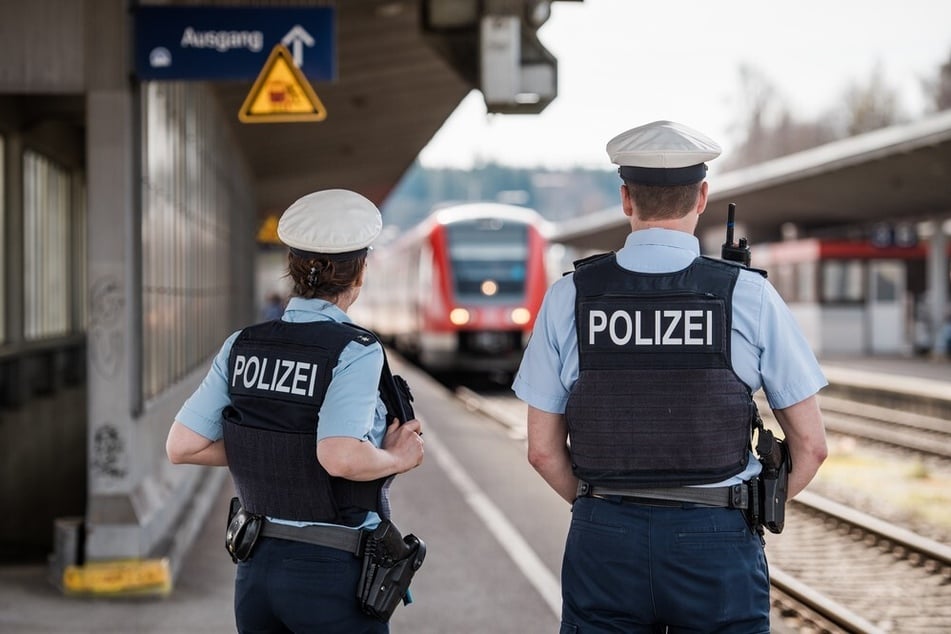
282, 297, 352, 324
616, 228, 701, 272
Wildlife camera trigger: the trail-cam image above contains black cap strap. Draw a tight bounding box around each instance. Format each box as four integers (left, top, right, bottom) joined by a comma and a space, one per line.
289, 247, 369, 262
618, 163, 707, 186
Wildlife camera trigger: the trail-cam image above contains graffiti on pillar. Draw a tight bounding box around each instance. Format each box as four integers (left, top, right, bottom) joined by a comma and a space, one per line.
89, 276, 125, 378
91, 423, 128, 479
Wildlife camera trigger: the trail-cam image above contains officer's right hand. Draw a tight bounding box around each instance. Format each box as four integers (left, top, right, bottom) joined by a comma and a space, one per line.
383, 418, 424, 473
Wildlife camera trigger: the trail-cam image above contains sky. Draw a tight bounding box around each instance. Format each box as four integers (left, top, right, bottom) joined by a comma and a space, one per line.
417, 0, 951, 172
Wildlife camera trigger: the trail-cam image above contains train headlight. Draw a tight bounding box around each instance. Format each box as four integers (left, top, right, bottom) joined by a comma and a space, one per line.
511, 307, 531, 325
480, 280, 498, 296
450, 308, 471, 325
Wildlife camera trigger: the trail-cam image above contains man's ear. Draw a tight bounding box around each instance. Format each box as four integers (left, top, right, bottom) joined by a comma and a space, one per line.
620, 184, 634, 218
696, 181, 709, 216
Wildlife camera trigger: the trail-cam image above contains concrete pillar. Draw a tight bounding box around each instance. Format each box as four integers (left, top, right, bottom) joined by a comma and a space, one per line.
83, 0, 141, 559
79, 1, 230, 571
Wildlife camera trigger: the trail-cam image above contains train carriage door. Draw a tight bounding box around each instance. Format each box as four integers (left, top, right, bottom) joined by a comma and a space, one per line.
867, 259, 906, 354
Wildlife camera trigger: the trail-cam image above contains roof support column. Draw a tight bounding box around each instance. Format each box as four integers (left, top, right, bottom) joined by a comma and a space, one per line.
76, 2, 229, 581
83, 0, 144, 560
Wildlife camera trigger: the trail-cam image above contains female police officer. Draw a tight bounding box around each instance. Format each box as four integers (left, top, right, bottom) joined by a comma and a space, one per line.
513, 121, 828, 632
166, 189, 424, 633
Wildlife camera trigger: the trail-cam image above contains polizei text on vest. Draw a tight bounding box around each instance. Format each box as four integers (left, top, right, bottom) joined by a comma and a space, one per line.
588, 309, 714, 346
232, 354, 320, 397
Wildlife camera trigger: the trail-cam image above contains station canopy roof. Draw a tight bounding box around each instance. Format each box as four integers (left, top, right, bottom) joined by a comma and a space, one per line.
552, 109, 951, 252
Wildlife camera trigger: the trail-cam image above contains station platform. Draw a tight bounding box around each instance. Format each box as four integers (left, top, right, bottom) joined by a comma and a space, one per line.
819, 353, 950, 384
818, 353, 950, 419
0, 353, 947, 633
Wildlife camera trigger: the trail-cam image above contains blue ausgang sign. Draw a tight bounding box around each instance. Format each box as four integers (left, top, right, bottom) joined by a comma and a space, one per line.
134, 6, 336, 81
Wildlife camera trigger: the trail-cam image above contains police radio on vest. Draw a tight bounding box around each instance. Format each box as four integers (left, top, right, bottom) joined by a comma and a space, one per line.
588, 309, 714, 346
232, 354, 320, 397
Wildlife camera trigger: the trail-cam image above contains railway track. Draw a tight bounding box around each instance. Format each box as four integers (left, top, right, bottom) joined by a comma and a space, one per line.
456, 385, 951, 632
765, 491, 951, 632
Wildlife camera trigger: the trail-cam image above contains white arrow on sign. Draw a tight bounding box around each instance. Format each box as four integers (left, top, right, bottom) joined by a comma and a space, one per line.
281, 25, 315, 68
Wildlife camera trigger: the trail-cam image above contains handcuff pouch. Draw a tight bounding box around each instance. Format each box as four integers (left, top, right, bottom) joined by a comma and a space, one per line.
225, 497, 264, 563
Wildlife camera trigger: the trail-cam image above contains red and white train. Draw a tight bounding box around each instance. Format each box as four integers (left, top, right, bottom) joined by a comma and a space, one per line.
356, 202, 552, 375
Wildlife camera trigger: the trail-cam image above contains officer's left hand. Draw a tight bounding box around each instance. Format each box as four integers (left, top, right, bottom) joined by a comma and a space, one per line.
383, 418, 424, 473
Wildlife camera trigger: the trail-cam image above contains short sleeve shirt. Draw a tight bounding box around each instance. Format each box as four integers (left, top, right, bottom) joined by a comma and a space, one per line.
176, 297, 387, 445
175, 297, 388, 527
512, 228, 828, 484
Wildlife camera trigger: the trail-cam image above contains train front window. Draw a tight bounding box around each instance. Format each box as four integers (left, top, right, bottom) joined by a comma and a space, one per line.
446, 221, 528, 300
821, 259, 864, 303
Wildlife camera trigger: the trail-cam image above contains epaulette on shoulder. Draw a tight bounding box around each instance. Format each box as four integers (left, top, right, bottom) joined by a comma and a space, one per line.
341, 322, 380, 347
699, 255, 768, 279
566, 251, 614, 276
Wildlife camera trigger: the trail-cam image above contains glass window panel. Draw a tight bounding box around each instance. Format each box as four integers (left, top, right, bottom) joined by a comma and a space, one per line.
871, 262, 901, 302
74, 177, 87, 330
821, 259, 864, 304
774, 263, 797, 302
23, 150, 70, 340
140, 82, 253, 400
797, 261, 817, 304
0, 134, 5, 343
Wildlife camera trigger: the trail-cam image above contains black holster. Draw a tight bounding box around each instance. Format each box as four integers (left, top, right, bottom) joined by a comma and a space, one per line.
357, 520, 426, 622
754, 433, 790, 534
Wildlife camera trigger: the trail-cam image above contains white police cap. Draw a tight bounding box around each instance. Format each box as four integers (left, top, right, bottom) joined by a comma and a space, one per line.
277, 189, 382, 260
606, 120, 721, 185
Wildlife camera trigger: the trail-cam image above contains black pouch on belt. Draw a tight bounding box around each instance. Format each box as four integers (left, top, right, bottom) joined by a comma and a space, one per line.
225, 497, 264, 563
357, 519, 426, 622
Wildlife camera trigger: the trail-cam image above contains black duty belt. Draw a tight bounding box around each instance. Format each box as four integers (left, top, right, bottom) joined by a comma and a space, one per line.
261, 519, 364, 555
577, 480, 750, 509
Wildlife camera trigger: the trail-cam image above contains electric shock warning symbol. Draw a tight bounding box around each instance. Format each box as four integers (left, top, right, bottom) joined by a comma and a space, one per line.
239, 44, 327, 123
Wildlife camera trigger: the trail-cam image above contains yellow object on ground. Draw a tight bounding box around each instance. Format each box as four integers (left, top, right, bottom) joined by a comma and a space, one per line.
62, 558, 172, 597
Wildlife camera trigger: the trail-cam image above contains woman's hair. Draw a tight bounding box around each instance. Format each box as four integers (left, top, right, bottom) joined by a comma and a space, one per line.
286, 252, 366, 300
625, 181, 702, 221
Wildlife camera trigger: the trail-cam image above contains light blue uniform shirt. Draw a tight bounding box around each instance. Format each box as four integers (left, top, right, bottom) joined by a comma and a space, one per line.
176, 297, 388, 528
513, 228, 828, 486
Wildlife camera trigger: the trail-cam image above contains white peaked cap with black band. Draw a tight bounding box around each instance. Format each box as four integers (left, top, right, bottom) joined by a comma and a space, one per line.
277, 189, 383, 261
606, 120, 721, 186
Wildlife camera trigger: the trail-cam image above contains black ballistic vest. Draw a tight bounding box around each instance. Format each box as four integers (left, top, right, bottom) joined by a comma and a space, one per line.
223, 319, 385, 524
566, 254, 754, 487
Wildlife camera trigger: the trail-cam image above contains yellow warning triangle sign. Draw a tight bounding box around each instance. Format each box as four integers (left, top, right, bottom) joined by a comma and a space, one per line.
239, 44, 327, 123
256, 212, 281, 245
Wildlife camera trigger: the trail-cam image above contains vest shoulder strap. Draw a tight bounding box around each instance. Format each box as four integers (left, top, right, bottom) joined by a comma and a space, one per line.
343, 323, 415, 423
700, 254, 767, 278
570, 251, 615, 275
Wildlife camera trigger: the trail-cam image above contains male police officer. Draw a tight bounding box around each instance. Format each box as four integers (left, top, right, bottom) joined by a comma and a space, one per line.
513, 121, 828, 632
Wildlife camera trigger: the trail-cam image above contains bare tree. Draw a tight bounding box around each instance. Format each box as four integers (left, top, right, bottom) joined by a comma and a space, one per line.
723, 64, 786, 169
771, 111, 838, 157
840, 62, 904, 135
724, 64, 836, 170
922, 48, 951, 112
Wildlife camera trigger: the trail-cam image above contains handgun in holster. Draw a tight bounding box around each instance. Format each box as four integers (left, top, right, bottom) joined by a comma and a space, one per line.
357, 519, 426, 622
755, 427, 791, 534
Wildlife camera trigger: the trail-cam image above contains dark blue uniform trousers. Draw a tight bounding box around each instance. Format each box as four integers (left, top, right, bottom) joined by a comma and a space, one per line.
234, 537, 387, 633
560, 497, 770, 633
